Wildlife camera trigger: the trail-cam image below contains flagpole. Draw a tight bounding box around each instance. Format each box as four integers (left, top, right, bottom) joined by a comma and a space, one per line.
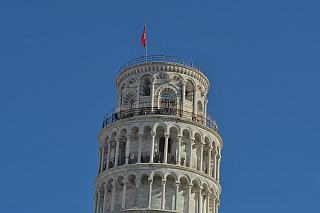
144, 21, 147, 61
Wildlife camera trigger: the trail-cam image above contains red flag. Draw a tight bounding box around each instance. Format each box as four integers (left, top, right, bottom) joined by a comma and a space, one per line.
141, 26, 146, 47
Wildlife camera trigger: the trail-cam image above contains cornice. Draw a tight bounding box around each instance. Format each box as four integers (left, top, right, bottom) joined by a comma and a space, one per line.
98, 114, 223, 149
115, 62, 210, 93
94, 162, 222, 193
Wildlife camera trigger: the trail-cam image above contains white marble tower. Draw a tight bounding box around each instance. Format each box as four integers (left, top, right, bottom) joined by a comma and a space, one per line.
94, 55, 223, 213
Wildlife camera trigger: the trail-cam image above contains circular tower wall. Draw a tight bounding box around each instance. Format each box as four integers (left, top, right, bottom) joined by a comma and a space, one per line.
94, 56, 223, 213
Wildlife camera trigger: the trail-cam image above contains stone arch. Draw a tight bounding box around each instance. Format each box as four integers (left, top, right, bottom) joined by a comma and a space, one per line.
191, 178, 201, 189
115, 172, 126, 182
178, 174, 191, 184
153, 122, 168, 133
193, 131, 203, 142
129, 123, 140, 134
105, 175, 115, 185
150, 170, 164, 179
181, 126, 193, 139
119, 126, 128, 136
164, 172, 178, 182
140, 122, 153, 134
122, 89, 136, 109
167, 124, 181, 135
125, 171, 138, 181
155, 72, 169, 80
127, 76, 137, 85
197, 100, 203, 115
140, 73, 153, 96
138, 170, 150, 181
171, 74, 183, 83
155, 84, 179, 98
98, 179, 106, 189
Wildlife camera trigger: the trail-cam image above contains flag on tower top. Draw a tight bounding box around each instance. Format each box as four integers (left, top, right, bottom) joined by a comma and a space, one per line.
141, 26, 146, 47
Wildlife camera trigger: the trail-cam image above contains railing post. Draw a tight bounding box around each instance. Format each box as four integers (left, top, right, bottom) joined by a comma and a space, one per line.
162, 54, 164, 61
133, 58, 135, 65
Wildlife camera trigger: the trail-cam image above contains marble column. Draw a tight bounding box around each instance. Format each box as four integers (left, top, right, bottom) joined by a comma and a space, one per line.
96, 189, 102, 213
103, 184, 108, 213
174, 182, 180, 211
187, 184, 193, 213
204, 99, 208, 120
206, 192, 211, 213
136, 84, 140, 108
212, 195, 216, 213
106, 141, 111, 169
164, 133, 169, 164
151, 81, 154, 108
137, 134, 143, 163
177, 136, 182, 165
207, 146, 212, 175
148, 178, 153, 209
217, 155, 221, 182
100, 145, 105, 173
121, 180, 128, 209
182, 82, 186, 111
97, 150, 101, 175
212, 151, 217, 179
114, 138, 120, 167
161, 180, 166, 209
93, 193, 97, 213
125, 135, 131, 165
199, 143, 204, 172
189, 139, 194, 168
111, 182, 116, 211
193, 85, 197, 113
216, 200, 220, 213
198, 187, 203, 213
150, 132, 155, 163
134, 180, 140, 208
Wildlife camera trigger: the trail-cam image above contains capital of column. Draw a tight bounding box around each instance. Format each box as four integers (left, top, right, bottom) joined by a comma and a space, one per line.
125, 134, 131, 139
161, 180, 166, 186
151, 132, 156, 137
148, 178, 153, 184
135, 180, 140, 187
188, 184, 193, 189
122, 180, 128, 185
112, 182, 117, 187
164, 133, 170, 138
173, 182, 180, 188
103, 184, 108, 190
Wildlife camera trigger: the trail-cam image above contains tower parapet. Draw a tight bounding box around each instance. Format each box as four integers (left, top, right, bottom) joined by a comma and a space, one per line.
94, 56, 223, 213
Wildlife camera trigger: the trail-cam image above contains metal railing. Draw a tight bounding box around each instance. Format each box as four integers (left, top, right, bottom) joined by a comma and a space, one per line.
119, 55, 206, 76
102, 106, 218, 132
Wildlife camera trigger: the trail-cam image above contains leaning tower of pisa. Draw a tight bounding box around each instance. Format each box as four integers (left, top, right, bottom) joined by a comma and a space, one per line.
94, 55, 223, 213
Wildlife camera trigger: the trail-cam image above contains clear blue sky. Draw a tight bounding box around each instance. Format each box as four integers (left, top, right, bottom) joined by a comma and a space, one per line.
1, 1, 319, 212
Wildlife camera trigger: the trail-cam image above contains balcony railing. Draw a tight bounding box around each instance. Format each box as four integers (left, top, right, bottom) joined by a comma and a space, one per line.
119, 55, 206, 76
102, 152, 210, 175
102, 106, 218, 132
